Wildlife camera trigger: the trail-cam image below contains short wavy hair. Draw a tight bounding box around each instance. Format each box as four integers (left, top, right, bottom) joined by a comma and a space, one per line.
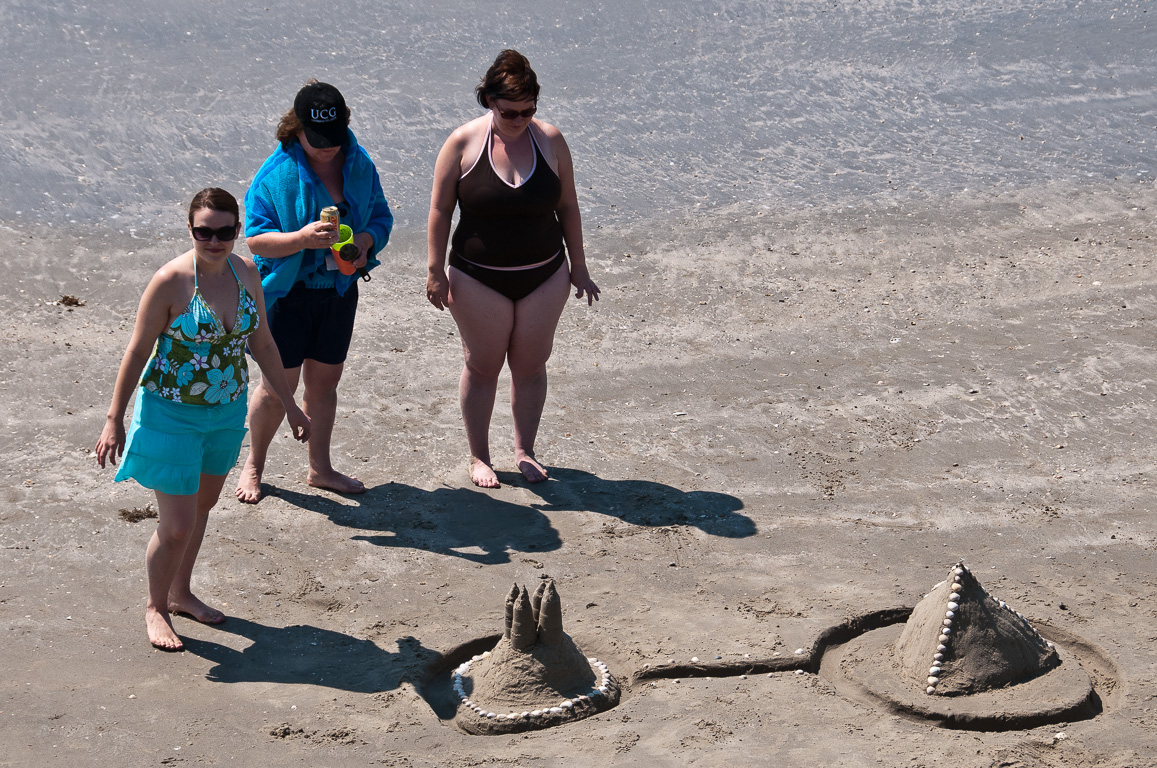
475, 49, 540, 109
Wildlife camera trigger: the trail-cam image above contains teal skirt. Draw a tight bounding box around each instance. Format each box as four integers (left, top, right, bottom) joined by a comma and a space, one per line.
115, 388, 248, 496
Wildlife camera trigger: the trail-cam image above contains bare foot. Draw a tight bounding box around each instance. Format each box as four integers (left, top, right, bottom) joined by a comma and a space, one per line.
308, 469, 366, 495
146, 606, 184, 651
168, 592, 225, 625
234, 460, 264, 504
515, 450, 549, 483
470, 457, 500, 489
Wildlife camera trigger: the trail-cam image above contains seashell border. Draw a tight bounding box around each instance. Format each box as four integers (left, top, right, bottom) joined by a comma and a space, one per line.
453, 651, 613, 722
924, 562, 1055, 695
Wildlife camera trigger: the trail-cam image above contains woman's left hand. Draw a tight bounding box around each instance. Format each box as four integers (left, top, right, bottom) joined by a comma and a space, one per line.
353, 232, 374, 270
286, 404, 311, 443
570, 264, 600, 306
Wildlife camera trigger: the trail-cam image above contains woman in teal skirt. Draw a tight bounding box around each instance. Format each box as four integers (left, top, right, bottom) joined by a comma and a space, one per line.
95, 188, 310, 651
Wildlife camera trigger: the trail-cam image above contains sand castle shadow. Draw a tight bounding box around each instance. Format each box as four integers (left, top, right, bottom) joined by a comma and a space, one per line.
182, 617, 433, 693
273, 483, 562, 565
525, 468, 755, 538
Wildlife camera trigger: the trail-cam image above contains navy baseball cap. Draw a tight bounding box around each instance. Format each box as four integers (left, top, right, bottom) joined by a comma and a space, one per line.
293, 82, 348, 149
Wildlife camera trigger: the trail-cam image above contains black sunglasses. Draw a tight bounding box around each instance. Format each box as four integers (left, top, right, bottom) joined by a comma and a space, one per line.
190, 224, 238, 242
496, 104, 537, 120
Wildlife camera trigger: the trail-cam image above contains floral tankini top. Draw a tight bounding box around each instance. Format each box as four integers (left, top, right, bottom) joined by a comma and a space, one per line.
139, 257, 258, 405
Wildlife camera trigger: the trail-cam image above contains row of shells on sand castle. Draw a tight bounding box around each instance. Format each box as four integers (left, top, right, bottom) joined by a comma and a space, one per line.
452, 580, 620, 734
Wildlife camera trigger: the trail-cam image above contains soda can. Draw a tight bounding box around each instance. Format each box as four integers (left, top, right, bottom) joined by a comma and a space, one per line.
319, 205, 340, 228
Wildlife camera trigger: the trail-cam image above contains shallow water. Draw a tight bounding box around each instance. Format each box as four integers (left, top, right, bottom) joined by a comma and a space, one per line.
1, 0, 1152, 245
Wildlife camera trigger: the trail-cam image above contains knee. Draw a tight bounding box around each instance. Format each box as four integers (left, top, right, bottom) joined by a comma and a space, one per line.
253, 382, 287, 411
156, 521, 195, 548
507, 358, 548, 383
463, 358, 504, 384
506, 343, 554, 380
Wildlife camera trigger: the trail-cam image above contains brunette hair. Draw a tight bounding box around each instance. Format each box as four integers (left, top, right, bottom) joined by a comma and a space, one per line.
275, 78, 351, 148
187, 187, 239, 226
475, 49, 540, 109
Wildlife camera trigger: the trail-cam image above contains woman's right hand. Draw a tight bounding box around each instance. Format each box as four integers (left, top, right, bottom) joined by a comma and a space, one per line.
426, 269, 450, 311
298, 220, 339, 250
95, 417, 125, 468
285, 404, 311, 443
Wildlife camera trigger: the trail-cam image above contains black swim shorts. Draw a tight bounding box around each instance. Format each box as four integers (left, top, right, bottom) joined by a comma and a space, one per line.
266, 281, 359, 368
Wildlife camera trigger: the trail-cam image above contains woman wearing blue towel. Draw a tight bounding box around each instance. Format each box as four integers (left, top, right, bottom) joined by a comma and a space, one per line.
96, 187, 310, 651
235, 81, 394, 503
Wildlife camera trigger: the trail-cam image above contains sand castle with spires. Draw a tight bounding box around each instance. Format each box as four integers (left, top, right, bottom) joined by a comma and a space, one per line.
452, 580, 620, 734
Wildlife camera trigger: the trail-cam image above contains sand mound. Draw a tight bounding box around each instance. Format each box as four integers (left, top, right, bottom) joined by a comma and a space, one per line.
826, 562, 1097, 729
895, 562, 1060, 696
453, 580, 619, 734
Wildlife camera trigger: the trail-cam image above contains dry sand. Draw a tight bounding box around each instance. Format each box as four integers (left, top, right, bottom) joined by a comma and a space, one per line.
3, 1, 1157, 766
4, 181, 1156, 766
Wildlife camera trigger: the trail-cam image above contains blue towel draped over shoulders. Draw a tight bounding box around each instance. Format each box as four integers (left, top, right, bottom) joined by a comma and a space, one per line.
244, 128, 393, 307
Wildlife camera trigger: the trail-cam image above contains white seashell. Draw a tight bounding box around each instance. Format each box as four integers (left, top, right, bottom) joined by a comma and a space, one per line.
947, 602, 959, 611
521, 712, 530, 718
927, 686, 936, 694
598, 685, 608, 693
589, 658, 599, 664
550, 707, 564, 715
943, 618, 953, 627
531, 710, 543, 717
482, 651, 491, 658
472, 655, 483, 662
485, 712, 496, 719
951, 583, 962, 591
929, 666, 941, 676
953, 567, 963, 575
927, 676, 938, 685
795, 669, 804, 675
941, 627, 952, 636
561, 701, 573, 709
934, 652, 944, 661
945, 611, 955, 619
462, 699, 472, 707
937, 644, 947, 652
795, 648, 805, 655
1046, 641, 1055, 649
691, 657, 699, 663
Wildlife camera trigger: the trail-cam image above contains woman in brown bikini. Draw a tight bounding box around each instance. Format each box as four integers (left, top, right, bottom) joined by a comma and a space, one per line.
426, 49, 599, 488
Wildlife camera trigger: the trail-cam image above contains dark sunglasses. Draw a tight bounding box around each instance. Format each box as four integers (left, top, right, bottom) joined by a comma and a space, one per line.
496, 104, 537, 120
190, 224, 238, 242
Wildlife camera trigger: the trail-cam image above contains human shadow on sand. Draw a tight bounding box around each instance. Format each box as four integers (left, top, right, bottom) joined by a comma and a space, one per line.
272, 467, 753, 568
273, 483, 562, 566
523, 467, 755, 538
182, 617, 434, 693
